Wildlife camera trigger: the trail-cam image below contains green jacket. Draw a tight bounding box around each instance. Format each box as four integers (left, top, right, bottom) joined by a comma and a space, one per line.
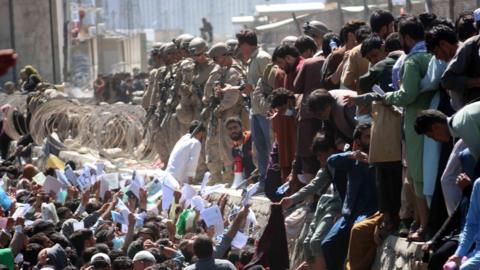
385, 52, 433, 190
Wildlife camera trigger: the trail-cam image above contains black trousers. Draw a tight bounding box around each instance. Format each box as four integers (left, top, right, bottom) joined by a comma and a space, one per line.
375, 161, 403, 218
428, 239, 458, 270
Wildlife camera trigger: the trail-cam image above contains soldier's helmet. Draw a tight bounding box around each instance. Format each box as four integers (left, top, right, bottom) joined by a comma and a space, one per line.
225, 39, 239, 54
162, 42, 178, 55
207, 43, 229, 59
189, 37, 208, 56
150, 42, 164, 56
281, 36, 298, 47
174, 34, 195, 50
303, 20, 330, 38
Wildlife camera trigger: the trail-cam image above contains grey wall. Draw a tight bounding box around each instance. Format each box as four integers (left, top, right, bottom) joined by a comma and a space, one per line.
0, 0, 63, 87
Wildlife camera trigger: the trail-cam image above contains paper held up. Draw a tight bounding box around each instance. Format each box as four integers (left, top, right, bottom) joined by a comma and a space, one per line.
242, 182, 260, 206
372, 84, 386, 97
161, 183, 174, 211
201, 184, 225, 197
190, 195, 205, 212
43, 176, 63, 194
32, 172, 47, 185
200, 205, 224, 237
180, 184, 197, 208
200, 171, 211, 194
232, 231, 249, 249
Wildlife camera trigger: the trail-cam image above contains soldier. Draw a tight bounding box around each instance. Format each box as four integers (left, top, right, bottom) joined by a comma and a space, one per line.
188, 37, 216, 183
303, 20, 331, 56
162, 34, 196, 153
142, 43, 164, 111
203, 42, 247, 185
148, 42, 178, 162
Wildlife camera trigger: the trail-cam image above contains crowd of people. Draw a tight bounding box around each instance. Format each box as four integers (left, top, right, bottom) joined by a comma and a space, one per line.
1, 6, 480, 270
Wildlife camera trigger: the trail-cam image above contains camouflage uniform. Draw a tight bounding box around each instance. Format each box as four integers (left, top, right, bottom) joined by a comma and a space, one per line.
204, 44, 246, 184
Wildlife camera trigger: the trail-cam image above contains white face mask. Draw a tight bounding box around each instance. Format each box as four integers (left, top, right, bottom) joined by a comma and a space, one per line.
284, 108, 295, 117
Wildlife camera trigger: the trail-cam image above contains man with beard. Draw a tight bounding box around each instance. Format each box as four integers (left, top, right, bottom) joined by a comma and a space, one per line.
321, 123, 377, 270
226, 117, 255, 182
273, 45, 304, 91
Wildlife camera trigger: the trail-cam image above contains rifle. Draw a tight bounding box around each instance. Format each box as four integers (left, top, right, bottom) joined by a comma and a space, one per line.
200, 80, 223, 137
142, 104, 157, 138
159, 74, 176, 128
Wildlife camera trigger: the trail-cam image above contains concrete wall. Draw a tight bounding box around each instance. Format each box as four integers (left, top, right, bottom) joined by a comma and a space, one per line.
97, 36, 126, 75
0, 0, 63, 86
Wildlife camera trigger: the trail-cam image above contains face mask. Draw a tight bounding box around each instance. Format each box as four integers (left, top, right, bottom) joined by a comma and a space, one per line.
284, 108, 295, 117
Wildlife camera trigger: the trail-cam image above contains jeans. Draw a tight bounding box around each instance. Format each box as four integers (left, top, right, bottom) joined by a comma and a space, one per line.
321, 215, 367, 270
250, 114, 271, 186
461, 248, 480, 270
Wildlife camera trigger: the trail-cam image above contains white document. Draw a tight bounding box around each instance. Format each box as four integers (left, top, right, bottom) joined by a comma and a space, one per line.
127, 181, 141, 200
200, 171, 211, 194
116, 199, 130, 213
135, 212, 147, 227
96, 162, 105, 176
41, 203, 59, 224
101, 173, 119, 190
111, 210, 128, 225
72, 221, 84, 231
43, 176, 63, 194
372, 84, 386, 97
201, 184, 225, 197
162, 183, 174, 211
242, 182, 259, 206
191, 195, 205, 212
64, 165, 78, 187
99, 178, 109, 200
55, 169, 71, 188
232, 231, 249, 249
12, 203, 31, 219
200, 205, 224, 236
33, 172, 46, 185
180, 184, 197, 207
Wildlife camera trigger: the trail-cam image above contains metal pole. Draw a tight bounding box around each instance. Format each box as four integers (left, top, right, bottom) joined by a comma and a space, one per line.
387, 0, 393, 13
337, 0, 344, 28
406, 0, 412, 14
425, 0, 433, 13
449, 0, 455, 21
49, 0, 58, 83
363, 0, 369, 22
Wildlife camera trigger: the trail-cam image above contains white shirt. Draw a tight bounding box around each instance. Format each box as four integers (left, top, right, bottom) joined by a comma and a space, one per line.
166, 134, 202, 185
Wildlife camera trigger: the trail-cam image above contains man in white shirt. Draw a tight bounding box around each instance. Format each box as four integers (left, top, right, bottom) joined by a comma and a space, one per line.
166, 120, 205, 185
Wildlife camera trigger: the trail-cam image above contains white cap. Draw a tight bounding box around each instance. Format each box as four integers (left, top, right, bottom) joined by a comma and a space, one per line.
90, 253, 111, 265
133, 251, 156, 263
474, 8, 480, 22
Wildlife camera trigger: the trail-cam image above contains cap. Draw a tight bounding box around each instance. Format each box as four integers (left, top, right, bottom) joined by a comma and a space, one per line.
474, 8, 480, 22
132, 251, 156, 263
174, 33, 195, 50
303, 20, 330, 37
208, 43, 229, 59
91, 253, 111, 267
281, 36, 298, 47
189, 37, 208, 55
162, 42, 177, 55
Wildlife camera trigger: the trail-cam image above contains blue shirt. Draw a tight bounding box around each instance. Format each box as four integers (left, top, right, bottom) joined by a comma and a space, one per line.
456, 178, 480, 257
327, 152, 377, 219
